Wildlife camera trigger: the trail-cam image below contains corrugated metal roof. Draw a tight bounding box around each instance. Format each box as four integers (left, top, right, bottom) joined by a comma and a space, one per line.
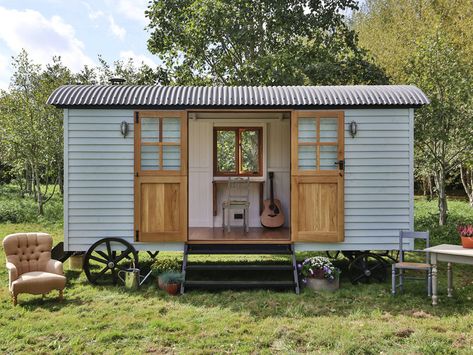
47, 85, 429, 108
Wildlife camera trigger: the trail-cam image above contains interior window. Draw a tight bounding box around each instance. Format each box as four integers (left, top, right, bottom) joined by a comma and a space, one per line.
214, 127, 262, 176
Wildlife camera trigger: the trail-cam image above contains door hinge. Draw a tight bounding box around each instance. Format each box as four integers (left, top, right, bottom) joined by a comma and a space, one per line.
135, 172, 139, 177
134, 112, 139, 124
135, 230, 139, 241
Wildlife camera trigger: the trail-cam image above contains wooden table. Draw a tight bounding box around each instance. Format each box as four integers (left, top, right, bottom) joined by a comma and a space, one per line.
212, 180, 265, 217
424, 244, 473, 306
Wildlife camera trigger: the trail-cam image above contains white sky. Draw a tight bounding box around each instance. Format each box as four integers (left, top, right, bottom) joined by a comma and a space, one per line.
0, 0, 157, 89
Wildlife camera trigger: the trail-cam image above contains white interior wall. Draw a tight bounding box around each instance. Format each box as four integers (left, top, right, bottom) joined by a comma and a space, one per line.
188, 116, 291, 228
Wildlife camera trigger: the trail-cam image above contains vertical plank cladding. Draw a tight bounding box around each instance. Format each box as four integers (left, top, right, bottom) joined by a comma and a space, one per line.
67, 109, 135, 250
342, 108, 412, 247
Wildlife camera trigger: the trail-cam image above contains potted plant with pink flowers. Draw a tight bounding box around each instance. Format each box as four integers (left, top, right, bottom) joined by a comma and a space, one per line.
299, 256, 341, 292
457, 225, 473, 248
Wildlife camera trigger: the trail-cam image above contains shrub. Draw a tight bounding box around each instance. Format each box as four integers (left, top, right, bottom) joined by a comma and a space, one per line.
152, 258, 182, 275
415, 198, 473, 245
0, 184, 63, 224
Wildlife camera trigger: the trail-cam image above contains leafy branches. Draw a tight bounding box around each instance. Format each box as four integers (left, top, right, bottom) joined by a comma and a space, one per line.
145, 0, 388, 85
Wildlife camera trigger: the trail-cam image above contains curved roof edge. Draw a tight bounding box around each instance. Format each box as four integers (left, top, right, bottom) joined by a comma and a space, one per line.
47, 85, 429, 108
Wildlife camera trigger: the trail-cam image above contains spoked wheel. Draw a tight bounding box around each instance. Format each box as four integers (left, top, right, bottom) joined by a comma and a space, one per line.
83, 238, 138, 285
349, 253, 387, 284
325, 251, 341, 260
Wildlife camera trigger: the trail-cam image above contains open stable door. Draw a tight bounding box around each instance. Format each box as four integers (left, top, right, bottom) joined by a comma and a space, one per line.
291, 111, 344, 242
134, 111, 187, 242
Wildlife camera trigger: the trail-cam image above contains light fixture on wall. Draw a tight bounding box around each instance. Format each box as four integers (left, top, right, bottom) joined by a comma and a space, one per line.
349, 121, 357, 138
120, 121, 129, 138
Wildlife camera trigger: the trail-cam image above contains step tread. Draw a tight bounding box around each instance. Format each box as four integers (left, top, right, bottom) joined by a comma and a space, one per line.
185, 280, 295, 286
187, 244, 293, 255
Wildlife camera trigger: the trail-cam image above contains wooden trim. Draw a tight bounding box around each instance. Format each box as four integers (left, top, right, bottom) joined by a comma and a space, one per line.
213, 126, 263, 177
187, 109, 294, 113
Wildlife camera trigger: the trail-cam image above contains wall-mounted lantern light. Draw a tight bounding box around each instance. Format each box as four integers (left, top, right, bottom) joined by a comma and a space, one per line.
349, 121, 357, 138
120, 121, 129, 138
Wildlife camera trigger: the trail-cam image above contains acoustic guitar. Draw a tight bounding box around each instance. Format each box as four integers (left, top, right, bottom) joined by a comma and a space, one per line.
260, 172, 285, 228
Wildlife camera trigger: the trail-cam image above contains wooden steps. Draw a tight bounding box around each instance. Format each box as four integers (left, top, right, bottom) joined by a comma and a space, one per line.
181, 243, 300, 294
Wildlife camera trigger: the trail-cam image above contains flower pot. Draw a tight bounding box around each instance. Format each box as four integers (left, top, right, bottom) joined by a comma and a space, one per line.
461, 236, 473, 248
306, 277, 339, 292
165, 282, 180, 295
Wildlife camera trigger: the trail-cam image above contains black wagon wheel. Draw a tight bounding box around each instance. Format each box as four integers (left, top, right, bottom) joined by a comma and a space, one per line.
348, 252, 387, 284
325, 251, 341, 260
83, 237, 138, 285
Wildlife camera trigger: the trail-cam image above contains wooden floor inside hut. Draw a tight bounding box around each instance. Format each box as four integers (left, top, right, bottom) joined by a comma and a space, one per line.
188, 227, 291, 244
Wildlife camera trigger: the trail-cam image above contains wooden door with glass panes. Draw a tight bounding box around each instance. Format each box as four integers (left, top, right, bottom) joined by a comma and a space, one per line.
291, 111, 344, 242
134, 111, 187, 242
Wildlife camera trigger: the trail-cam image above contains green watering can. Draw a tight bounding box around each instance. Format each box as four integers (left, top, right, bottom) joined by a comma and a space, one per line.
118, 261, 152, 290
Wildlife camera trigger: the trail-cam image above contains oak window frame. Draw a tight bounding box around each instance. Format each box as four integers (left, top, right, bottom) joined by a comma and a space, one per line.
213, 127, 263, 177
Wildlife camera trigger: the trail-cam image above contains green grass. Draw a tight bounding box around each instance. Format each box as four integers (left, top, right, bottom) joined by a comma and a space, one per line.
0, 198, 473, 353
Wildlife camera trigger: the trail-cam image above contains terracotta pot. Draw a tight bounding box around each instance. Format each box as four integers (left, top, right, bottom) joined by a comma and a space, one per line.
165, 282, 180, 295
461, 236, 473, 248
306, 277, 339, 292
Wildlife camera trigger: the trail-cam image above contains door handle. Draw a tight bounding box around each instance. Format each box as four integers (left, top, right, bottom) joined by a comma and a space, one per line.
334, 160, 345, 170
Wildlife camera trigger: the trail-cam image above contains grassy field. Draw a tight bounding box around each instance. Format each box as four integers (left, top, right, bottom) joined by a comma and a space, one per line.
0, 199, 473, 353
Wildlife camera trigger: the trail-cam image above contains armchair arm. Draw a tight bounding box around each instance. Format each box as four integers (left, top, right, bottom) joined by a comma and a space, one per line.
45, 259, 64, 275
6, 262, 18, 285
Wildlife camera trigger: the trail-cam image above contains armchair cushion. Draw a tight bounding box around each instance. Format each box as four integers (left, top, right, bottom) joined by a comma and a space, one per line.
45, 259, 64, 275
11, 271, 66, 296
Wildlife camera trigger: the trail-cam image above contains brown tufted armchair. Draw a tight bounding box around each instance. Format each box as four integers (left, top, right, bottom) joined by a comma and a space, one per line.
3, 233, 66, 306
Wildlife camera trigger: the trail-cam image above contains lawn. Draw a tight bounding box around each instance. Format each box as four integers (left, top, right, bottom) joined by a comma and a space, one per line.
0, 199, 473, 353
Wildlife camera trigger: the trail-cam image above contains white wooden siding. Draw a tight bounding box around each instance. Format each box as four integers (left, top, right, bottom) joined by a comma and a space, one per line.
65, 109, 182, 251
65, 108, 413, 252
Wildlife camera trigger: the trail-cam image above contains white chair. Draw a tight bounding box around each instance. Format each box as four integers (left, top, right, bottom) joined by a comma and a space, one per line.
222, 177, 250, 233
392, 231, 432, 296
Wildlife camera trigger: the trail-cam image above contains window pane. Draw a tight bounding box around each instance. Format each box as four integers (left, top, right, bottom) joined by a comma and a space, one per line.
163, 145, 181, 170
216, 130, 236, 173
298, 145, 316, 170
240, 130, 260, 173
320, 145, 338, 170
162, 118, 181, 143
141, 117, 159, 142
141, 145, 160, 170
320, 118, 338, 142
298, 118, 316, 143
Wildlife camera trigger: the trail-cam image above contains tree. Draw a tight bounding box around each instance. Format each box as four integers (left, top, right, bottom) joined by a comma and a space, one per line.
145, 0, 387, 85
75, 56, 170, 85
460, 161, 473, 207
0, 50, 72, 214
355, 0, 473, 225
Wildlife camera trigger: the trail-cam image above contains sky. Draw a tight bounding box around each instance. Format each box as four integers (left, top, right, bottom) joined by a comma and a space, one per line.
0, 0, 157, 89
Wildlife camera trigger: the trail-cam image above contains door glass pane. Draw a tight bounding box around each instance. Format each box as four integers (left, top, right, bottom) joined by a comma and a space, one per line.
216, 130, 236, 173
162, 118, 181, 143
141, 117, 159, 142
162, 145, 181, 170
320, 146, 338, 170
141, 145, 160, 170
298, 118, 316, 143
240, 130, 259, 173
320, 118, 338, 142
298, 145, 316, 170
